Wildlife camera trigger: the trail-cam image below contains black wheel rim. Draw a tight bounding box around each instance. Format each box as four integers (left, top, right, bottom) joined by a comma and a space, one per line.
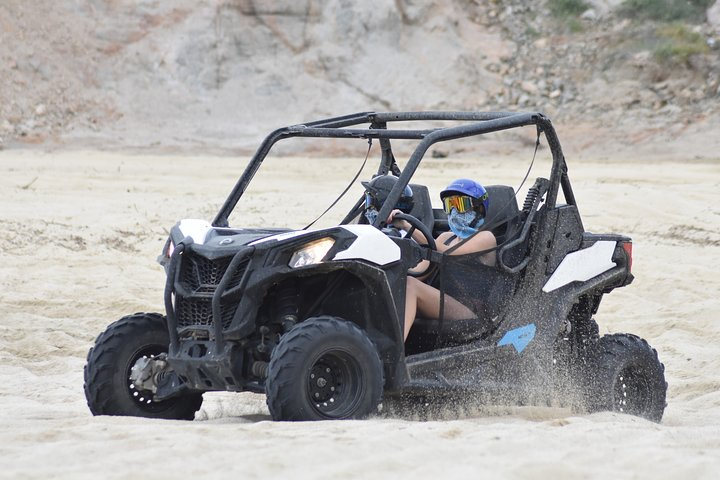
126, 345, 178, 413
614, 366, 652, 417
306, 349, 365, 419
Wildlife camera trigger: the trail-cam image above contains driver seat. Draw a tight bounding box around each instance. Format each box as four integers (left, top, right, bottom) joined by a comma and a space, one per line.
407, 184, 435, 233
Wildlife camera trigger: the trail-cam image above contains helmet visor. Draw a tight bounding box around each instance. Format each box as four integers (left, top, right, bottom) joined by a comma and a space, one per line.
442, 195, 474, 214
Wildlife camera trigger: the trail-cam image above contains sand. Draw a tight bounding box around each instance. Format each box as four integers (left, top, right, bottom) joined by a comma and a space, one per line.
1, 149, 719, 479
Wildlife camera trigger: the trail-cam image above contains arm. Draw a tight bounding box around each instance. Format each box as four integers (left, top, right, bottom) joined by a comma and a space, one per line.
436, 230, 496, 256
386, 209, 430, 245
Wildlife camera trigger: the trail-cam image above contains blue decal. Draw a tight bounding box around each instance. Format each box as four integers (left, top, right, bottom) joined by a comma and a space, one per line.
497, 324, 536, 353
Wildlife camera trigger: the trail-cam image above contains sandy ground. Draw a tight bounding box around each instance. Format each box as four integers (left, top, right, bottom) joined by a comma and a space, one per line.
1, 149, 719, 479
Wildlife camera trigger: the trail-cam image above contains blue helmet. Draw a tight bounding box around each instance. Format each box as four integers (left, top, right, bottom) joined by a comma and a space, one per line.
440, 179, 489, 215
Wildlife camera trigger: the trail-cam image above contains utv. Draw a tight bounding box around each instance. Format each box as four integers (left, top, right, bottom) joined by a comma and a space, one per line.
84, 111, 667, 422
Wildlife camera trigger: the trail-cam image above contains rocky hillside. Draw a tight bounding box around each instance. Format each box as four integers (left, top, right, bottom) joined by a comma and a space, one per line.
1, 0, 719, 157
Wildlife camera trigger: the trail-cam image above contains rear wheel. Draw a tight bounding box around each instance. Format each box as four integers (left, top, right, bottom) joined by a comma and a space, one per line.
84, 312, 203, 420
266, 316, 384, 421
582, 333, 667, 422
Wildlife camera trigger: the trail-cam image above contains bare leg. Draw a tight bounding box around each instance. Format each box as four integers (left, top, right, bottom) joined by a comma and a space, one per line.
404, 277, 475, 340
404, 277, 420, 340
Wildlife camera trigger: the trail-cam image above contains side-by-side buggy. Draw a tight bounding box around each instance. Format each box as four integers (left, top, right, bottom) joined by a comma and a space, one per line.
84, 111, 667, 422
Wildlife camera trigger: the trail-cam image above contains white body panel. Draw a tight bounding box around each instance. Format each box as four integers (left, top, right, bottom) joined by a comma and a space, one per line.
542, 240, 617, 293
333, 225, 401, 266
178, 219, 213, 245
179, 220, 401, 267
248, 229, 320, 245
250, 224, 400, 266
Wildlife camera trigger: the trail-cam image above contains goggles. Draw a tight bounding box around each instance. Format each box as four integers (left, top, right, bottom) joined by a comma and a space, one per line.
365, 192, 413, 212
442, 194, 474, 214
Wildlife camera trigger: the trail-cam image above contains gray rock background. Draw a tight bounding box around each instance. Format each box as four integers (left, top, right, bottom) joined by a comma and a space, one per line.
1, 0, 719, 157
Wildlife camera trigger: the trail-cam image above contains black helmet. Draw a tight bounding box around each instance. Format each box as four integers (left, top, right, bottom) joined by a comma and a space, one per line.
361, 175, 414, 213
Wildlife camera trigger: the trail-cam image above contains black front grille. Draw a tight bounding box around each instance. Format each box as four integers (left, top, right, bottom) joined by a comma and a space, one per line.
175, 253, 249, 330
176, 297, 213, 328
180, 256, 233, 294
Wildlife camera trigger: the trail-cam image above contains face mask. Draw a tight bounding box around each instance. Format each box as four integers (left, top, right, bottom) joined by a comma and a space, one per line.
448, 209, 483, 239
364, 208, 378, 225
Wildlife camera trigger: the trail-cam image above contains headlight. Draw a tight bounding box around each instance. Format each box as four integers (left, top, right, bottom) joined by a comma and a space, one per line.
288, 237, 335, 268
166, 239, 175, 258
157, 237, 175, 268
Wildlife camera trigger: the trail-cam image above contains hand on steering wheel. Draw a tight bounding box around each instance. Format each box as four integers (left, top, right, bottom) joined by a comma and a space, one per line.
387, 212, 437, 277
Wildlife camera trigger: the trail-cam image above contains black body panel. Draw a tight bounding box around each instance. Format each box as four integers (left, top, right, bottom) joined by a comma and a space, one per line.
155, 111, 635, 406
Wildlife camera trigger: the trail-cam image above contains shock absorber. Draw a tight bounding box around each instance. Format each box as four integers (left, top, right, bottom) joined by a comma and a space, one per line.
521, 178, 548, 215
523, 183, 541, 214
276, 280, 299, 332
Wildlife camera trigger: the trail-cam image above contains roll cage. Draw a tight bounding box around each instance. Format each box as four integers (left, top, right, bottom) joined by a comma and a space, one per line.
212, 111, 577, 230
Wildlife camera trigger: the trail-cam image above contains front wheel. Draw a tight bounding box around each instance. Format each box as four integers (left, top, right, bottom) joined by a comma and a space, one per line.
84, 312, 203, 420
582, 333, 667, 422
266, 316, 384, 421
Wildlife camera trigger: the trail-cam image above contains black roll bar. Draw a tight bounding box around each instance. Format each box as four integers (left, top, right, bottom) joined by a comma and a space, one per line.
212, 111, 570, 228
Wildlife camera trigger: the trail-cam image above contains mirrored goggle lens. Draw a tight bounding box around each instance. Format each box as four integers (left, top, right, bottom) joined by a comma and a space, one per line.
442, 195, 473, 213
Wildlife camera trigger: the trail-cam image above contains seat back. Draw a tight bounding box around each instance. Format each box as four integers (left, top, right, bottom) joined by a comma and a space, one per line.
407, 183, 435, 232
432, 184, 521, 244
483, 185, 521, 245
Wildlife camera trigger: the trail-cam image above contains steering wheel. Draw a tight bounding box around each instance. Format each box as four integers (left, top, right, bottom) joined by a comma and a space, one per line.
391, 213, 437, 278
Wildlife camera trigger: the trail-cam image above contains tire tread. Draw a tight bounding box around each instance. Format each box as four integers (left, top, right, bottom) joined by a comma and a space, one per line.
84, 312, 203, 420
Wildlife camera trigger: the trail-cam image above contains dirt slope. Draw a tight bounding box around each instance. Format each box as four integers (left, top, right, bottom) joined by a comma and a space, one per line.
1, 0, 719, 157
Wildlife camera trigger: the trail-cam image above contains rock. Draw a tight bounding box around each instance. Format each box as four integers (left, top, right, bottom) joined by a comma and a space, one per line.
520, 81, 538, 95
581, 9, 597, 21
708, 1, 720, 33
586, 0, 623, 17
631, 51, 652, 69
533, 37, 548, 49
707, 77, 718, 91
35, 104, 47, 116
660, 104, 682, 115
